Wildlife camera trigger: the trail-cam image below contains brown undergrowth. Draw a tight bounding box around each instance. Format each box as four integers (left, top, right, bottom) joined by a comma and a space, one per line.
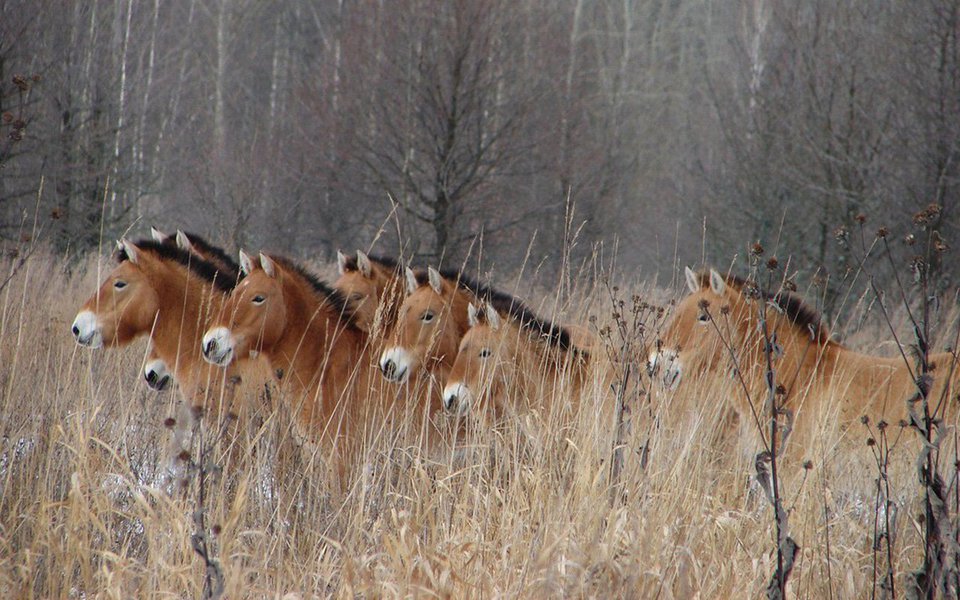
0, 246, 951, 598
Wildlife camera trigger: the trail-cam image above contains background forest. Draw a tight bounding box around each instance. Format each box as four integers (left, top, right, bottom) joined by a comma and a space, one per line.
1, 0, 958, 315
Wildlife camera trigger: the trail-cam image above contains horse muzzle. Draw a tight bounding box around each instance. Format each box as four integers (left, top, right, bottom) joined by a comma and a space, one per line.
442, 382, 473, 416
144, 359, 172, 391
648, 349, 682, 390
201, 327, 235, 366
379, 347, 411, 383
71, 311, 103, 348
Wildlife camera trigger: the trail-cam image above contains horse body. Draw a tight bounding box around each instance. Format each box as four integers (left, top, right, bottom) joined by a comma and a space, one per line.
653, 267, 958, 432
201, 252, 372, 457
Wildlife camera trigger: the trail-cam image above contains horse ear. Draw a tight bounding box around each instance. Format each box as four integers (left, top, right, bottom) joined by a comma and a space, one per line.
238, 250, 255, 276
150, 227, 168, 243
336, 250, 349, 275
259, 253, 276, 278
467, 303, 481, 327
175, 230, 195, 253
356, 250, 372, 278
684, 266, 700, 294
121, 239, 139, 264
115, 239, 125, 252
709, 268, 726, 295
404, 267, 418, 295
427, 267, 443, 294
485, 302, 501, 330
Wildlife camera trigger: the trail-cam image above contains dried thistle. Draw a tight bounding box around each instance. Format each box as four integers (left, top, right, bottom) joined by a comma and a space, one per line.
766, 257, 779, 271
751, 241, 765, 256
876, 226, 889, 239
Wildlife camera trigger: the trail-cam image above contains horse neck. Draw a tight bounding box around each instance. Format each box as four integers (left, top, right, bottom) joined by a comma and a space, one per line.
376, 272, 405, 327
150, 264, 223, 379
446, 288, 474, 336
272, 274, 365, 395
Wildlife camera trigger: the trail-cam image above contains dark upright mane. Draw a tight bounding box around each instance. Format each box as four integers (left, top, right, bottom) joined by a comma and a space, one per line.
116, 239, 236, 293
415, 267, 575, 352
268, 255, 360, 331
176, 231, 240, 279
696, 270, 832, 343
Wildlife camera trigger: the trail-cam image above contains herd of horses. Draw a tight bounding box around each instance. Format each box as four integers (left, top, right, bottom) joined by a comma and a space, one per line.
70, 229, 959, 482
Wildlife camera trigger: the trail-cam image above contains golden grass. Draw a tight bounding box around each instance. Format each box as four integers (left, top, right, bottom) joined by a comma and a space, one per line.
0, 249, 943, 598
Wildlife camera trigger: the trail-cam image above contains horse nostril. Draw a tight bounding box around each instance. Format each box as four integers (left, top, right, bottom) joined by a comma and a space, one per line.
382, 359, 396, 377
72, 325, 80, 338
444, 394, 456, 410
145, 370, 157, 384
204, 339, 216, 356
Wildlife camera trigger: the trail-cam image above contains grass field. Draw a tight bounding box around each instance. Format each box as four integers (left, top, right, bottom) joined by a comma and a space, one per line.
0, 248, 946, 598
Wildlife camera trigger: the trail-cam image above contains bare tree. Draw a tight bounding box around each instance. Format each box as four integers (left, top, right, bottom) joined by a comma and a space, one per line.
352, 0, 538, 262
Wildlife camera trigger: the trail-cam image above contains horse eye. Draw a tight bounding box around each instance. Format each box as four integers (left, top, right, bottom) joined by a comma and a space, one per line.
349, 293, 363, 302
252, 295, 266, 305
113, 280, 127, 290
697, 313, 709, 323
479, 348, 491, 358
421, 310, 435, 323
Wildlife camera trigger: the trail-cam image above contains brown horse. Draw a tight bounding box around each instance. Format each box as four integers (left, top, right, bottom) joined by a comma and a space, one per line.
652, 267, 960, 432
334, 250, 404, 335
379, 266, 480, 385
72, 239, 241, 405
141, 227, 243, 391
442, 300, 588, 422
200, 251, 372, 465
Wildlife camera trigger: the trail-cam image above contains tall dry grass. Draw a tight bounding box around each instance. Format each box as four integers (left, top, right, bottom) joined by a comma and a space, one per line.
0, 247, 943, 598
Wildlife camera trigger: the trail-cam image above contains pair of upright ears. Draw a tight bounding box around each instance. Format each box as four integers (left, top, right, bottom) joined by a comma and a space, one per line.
684, 266, 727, 295
238, 250, 277, 277
150, 227, 196, 254
467, 302, 501, 330
117, 229, 200, 265
403, 266, 444, 295
336, 249, 373, 278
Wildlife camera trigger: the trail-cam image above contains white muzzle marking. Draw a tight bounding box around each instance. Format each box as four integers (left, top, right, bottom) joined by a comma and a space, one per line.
72, 311, 103, 348
202, 327, 235, 366
442, 382, 473, 416
144, 358, 172, 391
379, 346, 413, 382
649, 349, 682, 390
